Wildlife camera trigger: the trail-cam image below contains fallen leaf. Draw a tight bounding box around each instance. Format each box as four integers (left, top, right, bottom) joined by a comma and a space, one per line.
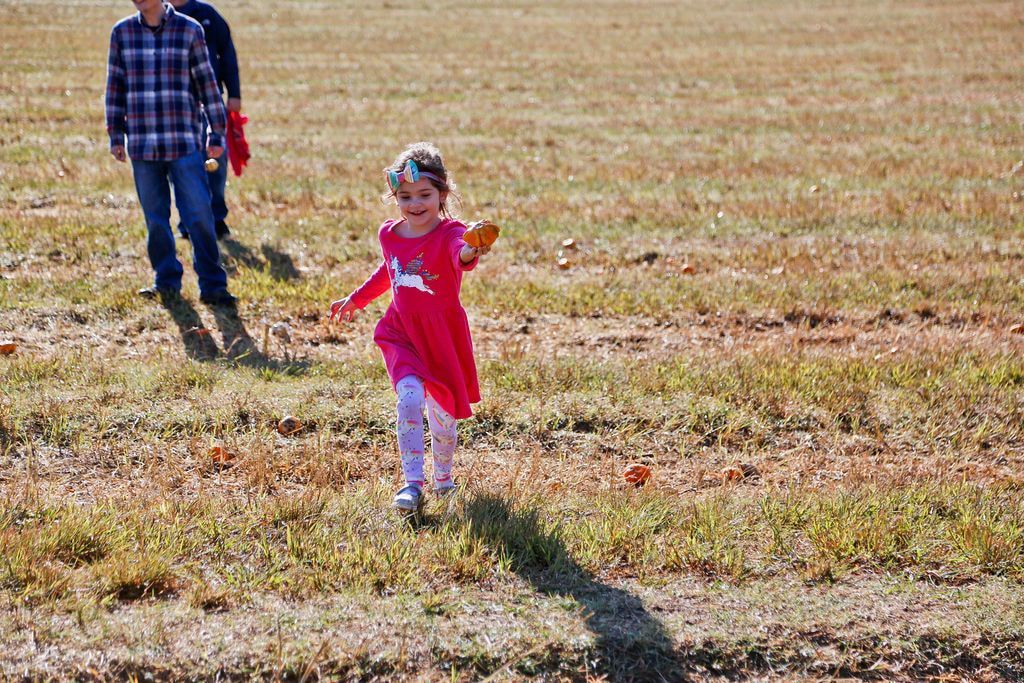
210, 445, 234, 465
721, 466, 744, 483
623, 463, 652, 487
0, 342, 16, 355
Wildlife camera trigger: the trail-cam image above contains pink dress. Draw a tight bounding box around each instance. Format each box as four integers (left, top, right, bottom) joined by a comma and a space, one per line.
348, 218, 481, 419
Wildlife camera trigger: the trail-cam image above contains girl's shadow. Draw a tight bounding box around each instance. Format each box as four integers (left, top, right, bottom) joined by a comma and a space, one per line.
420, 493, 687, 681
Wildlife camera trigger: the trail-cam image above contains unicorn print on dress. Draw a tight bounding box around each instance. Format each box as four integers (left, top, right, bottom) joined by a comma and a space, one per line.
390, 252, 439, 295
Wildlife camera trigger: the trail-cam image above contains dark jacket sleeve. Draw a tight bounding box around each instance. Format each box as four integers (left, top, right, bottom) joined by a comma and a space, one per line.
189, 26, 227, 147
210, 7, 240, 98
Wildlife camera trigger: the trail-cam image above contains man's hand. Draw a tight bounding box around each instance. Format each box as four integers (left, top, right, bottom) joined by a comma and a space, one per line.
111, 146, 127, 162
207, 145, 224, 159
227, 97, 242, 113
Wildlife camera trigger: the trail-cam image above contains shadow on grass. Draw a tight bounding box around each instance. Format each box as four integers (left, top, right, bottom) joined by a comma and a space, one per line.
221, 238, 300, 281
160, 293, 218, 360
204, 300, 262, 365
205, 302, 314, 375
160, 294, 315, 374
423, 493, 684, 681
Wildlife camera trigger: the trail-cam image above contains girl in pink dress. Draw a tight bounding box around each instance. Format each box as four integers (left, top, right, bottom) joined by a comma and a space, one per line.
329, 142, 493, 512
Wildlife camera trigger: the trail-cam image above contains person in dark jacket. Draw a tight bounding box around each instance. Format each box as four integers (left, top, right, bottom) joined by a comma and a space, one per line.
170, 0, 241, 240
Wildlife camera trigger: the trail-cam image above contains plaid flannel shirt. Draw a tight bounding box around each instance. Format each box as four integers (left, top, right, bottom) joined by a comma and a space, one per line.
105, 4, 226, 161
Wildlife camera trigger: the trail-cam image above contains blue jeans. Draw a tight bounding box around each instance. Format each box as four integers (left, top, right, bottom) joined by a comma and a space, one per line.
131, 149, 229, 295
209, 134, 229, 223
177, 134, 227, 235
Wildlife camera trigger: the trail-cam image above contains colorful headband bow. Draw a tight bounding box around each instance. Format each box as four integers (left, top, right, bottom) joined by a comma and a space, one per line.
386, 160, 444, 192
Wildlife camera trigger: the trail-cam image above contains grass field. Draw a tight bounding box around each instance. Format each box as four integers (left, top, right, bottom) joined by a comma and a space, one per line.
2, 0, 1023, 679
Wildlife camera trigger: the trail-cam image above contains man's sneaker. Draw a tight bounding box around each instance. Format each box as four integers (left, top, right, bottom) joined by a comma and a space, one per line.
393, 485, 423, 512
199, 290, 237, 306
138, 286, 180, 300
179, 223, 228, 240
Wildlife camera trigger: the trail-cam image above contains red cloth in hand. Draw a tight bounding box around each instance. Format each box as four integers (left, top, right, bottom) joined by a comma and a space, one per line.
226, 111, 250, 177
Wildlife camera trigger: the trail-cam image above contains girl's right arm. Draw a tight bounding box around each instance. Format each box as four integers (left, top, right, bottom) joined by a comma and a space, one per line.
329, 261, 390, 322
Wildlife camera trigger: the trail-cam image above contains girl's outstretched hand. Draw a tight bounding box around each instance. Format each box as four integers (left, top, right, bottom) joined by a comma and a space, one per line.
329, 297, 359, 322
459, 243, 491, 264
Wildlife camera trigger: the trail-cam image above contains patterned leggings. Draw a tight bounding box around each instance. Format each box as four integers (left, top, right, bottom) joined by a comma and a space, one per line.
395, 375, 457, 489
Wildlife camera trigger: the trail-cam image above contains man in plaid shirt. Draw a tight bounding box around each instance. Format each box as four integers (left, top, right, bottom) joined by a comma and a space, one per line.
106, 0, 235, 305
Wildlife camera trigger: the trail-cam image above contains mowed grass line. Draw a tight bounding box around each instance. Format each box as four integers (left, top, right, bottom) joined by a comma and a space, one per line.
2, 348, 1022, 465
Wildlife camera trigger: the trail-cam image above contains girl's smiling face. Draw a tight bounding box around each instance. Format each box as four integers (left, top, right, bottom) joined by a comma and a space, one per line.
396, 178, 446, 231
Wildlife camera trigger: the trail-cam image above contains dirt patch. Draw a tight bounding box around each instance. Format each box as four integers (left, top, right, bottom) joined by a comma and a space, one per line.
471, 310, 1024, 362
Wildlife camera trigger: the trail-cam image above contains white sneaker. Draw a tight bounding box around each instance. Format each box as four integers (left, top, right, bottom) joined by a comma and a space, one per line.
393, 485, 423, 511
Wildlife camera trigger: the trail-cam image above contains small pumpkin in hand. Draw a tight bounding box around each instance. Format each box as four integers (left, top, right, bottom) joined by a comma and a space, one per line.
464, 220, 501, 248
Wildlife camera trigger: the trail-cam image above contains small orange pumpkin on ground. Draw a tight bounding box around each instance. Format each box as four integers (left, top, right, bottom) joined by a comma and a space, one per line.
464, 220, 501, 248
720, 465, 744, 482
210, 445, 234, 465
278, 415, 302, 436
623, 463, 652, 487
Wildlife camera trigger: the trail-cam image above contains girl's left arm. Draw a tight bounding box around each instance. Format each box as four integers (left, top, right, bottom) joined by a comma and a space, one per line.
348, 261, 390, 308
449, 226, 490, 271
